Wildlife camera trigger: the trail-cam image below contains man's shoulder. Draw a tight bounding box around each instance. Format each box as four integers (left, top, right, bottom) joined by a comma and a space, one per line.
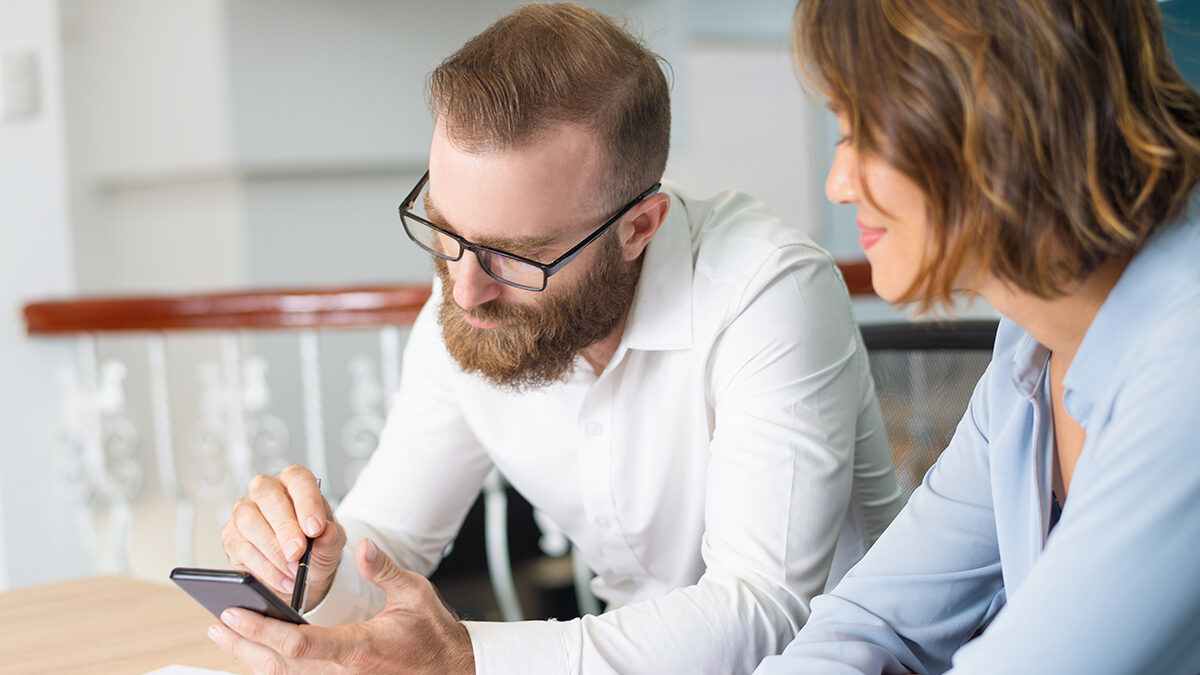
662, 180, 834, 279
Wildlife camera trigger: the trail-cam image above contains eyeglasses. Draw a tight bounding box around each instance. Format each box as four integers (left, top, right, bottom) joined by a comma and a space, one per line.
398, 170, 662, 292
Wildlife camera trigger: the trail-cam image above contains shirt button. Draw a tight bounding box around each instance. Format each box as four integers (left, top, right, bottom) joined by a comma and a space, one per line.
585, 421, 604, 437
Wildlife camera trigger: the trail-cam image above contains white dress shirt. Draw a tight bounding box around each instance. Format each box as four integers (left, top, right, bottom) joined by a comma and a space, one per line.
307, 181, 904, 674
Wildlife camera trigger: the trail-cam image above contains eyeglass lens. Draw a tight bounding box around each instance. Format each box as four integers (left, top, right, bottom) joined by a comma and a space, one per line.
404, 188, 546, 289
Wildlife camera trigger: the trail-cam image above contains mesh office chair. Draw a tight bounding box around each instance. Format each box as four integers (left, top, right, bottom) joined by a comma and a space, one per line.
860, 320, 999, 498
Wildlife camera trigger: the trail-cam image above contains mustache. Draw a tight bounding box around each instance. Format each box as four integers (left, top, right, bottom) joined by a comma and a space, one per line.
462, 298, 533, 325
434, 263, 539, 327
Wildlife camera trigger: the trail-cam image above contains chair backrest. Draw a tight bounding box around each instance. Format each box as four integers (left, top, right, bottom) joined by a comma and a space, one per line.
860, 320, 999, 499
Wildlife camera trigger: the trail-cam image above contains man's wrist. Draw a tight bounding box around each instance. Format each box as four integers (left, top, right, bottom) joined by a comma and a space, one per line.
448, 621, 476, 675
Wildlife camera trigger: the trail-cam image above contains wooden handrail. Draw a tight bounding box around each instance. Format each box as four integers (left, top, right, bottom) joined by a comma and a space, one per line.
24, 285, 433, 335
22, 261, 873, 336
837, 259, 873, 298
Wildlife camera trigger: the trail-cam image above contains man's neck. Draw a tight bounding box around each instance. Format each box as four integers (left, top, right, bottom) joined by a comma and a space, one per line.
579, 307, 631, 376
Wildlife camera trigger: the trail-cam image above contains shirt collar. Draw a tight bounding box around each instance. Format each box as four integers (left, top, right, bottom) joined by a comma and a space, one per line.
618, 182, 694, 353
1010, 331, 1050, 398
1062, 201, 1200, 425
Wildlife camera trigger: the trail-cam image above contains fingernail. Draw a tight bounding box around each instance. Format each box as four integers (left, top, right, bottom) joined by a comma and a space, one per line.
288, 561, 299, 576
304, 517, 322, 537
284, 538, 303, 558
207, 624, 221, 641
365, 539, 378, 563
221, 609, 242, 629
282, 575, 295, 593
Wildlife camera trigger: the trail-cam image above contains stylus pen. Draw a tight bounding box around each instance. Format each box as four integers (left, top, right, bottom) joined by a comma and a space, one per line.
290, 478, 321, 613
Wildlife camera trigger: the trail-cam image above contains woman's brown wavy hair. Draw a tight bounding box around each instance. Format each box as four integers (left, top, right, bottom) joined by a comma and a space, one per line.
793, 0, 1200, 310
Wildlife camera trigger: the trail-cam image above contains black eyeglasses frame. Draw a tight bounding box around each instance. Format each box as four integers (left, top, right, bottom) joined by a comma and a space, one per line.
398, 170, 662, 292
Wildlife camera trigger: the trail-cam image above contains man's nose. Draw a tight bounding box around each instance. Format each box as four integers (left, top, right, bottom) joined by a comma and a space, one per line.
450, 251, 504, 311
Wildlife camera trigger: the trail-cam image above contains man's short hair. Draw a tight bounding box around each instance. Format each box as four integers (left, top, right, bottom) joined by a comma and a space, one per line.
427, 2, 671, 211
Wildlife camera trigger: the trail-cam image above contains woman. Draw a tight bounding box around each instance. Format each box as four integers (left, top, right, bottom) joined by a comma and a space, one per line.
757, 0, 1200, 673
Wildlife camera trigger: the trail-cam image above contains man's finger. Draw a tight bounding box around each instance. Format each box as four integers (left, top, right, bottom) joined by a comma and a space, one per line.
249, 473, 309, 562
220, 607, 351, 662
228, 500, 294, 585
208, 619, 290, 674
355, 538, 427, 607
310, 513, 345, 572
279, 464, 327, 539
228, 537, 295, 597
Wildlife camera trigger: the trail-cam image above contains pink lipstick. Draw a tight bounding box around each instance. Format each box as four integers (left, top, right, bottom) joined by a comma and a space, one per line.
857, 221, 886, 251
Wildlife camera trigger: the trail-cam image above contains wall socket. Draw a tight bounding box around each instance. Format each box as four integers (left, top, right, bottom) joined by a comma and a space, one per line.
0, 50, 40, 123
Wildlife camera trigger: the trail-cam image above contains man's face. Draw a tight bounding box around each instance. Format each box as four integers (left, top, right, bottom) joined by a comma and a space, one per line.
426, 121, 642, 391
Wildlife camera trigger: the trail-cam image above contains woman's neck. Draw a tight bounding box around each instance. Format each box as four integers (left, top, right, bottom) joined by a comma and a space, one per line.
977, 256, 1131, 365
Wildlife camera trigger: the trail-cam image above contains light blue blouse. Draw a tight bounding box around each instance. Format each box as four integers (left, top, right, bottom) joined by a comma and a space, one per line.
756, 206, 1200, 675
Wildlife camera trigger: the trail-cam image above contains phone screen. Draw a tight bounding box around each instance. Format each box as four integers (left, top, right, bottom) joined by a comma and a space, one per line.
170, 567, 308, 624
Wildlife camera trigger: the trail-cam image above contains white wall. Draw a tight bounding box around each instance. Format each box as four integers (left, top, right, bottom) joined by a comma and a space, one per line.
61, 0, 243, 294
665, 43, 824, 240
226, 0, 684, 171
0, 0, 89, 590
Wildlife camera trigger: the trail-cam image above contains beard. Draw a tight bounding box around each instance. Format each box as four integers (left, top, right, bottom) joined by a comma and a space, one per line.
436, 232, 642, 392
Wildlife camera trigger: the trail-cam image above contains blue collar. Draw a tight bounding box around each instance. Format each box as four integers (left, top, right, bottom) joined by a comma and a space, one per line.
1063, 204, 1200, 426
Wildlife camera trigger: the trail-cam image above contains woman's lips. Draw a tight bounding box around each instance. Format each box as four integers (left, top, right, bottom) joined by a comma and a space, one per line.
857, 221, 886, 251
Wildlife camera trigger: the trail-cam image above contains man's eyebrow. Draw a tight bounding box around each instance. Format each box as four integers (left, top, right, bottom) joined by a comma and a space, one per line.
424, 195, 561, 252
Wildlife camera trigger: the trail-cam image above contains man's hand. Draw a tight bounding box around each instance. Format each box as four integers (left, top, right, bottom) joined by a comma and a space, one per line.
208, 538, 475, 675
221, 464, 346, 610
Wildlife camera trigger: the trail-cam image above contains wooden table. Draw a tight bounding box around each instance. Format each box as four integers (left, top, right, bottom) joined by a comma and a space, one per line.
0, 575, 250, 674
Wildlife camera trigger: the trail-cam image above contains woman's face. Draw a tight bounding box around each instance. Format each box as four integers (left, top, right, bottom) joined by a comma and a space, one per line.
826, 113, 932, 302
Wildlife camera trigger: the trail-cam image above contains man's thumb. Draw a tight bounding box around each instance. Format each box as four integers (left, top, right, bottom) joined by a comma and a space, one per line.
356, 538, 418, 604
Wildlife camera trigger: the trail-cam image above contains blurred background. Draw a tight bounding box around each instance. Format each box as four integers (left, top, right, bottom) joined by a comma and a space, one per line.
1, 0, 1196, 621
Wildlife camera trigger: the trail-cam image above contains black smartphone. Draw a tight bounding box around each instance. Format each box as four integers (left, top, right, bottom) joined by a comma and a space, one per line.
170, 567, 308, 624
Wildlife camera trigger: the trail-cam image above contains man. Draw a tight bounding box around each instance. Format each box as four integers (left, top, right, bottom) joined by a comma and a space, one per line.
209, 3, 903, 673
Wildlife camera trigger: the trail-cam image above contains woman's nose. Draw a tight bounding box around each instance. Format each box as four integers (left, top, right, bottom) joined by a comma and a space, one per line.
825, 144, 859, 205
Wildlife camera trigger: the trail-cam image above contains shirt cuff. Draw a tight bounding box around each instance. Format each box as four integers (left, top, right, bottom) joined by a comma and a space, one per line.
463, 619, 573, 675
303, 547, 383, 626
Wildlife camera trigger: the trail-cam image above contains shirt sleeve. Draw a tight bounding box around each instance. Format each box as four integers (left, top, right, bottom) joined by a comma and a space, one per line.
756, 340, 1009, 675
305, 289, 495, 626
465, 248, 896, 674
944, 318, 1200, 674
759, 313, 1200, 675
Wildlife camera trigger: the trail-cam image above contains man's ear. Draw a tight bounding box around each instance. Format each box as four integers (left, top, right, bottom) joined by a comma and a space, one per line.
617, 192, 671, 262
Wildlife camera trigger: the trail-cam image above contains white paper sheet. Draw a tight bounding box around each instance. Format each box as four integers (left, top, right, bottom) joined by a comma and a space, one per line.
141, 666, 237, 675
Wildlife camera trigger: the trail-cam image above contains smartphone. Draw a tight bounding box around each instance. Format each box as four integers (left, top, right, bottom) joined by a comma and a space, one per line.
170, 567, 308, 624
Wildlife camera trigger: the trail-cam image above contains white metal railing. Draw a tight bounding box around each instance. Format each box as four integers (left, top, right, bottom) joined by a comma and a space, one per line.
22, 282, 602, 620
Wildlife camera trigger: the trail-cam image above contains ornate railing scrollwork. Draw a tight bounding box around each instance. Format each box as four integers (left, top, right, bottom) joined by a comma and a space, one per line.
25, 283, 432, 574
55, 340, 142, 573
341, 355, 386, 490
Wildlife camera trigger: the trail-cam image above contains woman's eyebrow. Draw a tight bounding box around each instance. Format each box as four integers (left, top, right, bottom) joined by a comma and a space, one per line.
425, 195, 560, 251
